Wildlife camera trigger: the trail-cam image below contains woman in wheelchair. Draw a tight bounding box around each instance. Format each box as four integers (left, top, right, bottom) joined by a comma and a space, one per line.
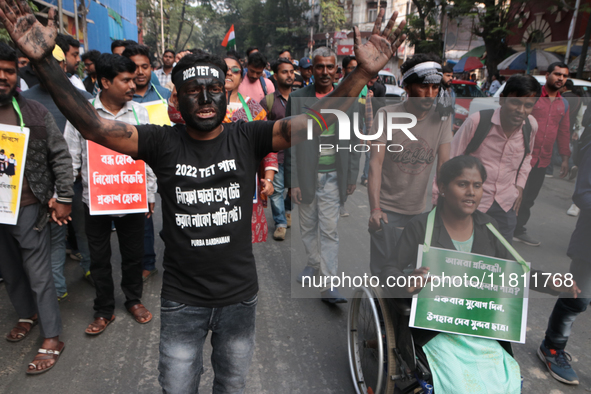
378, 155, 580, 394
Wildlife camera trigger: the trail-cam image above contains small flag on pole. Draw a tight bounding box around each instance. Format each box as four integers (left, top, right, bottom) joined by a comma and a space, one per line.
221, 25, 236, 49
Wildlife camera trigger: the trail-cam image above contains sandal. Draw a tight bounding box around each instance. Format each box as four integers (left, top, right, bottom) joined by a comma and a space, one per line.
85, 315, 115, 335
6, 318, 38, 342
142, 269, 158, 282
26, 342, 65, 375
128, 304, 153, 324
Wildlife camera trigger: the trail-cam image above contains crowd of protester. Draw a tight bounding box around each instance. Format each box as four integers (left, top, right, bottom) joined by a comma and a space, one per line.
0, 4, 590, 393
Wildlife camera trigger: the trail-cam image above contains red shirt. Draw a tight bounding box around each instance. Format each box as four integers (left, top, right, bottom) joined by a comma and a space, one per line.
530, 86, 570, 168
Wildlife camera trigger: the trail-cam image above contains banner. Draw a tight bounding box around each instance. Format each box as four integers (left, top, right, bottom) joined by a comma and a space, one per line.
140, 100, 171, 126
0, 124, 29, 225
86, 141, 148, 215
409, 245, 530, 343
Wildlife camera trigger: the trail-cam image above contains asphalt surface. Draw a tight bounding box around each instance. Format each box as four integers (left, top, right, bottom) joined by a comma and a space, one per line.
0, 157, 590, 394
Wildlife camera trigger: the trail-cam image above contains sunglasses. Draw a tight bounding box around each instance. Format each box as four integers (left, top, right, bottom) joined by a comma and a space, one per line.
228, 66, 241, 75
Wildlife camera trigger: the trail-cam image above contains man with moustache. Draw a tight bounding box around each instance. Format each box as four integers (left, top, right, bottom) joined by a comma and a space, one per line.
239, 51, 275, 102
368, 53, 451, 276
0, 2, 405, 390
288, 47, 360, 303
260, 57, 294, 240
513, 62, 571, 247
440, 64, 455, 130
64, 54, 156, 334
154, 49, 175, 88
110, 40, 161, 90
55, 33, 85, 91
122, 44, 171, 103
0, 43, 72, 374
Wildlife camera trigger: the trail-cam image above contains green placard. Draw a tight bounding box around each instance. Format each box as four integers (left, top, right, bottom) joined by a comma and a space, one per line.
409, 245, 530, 343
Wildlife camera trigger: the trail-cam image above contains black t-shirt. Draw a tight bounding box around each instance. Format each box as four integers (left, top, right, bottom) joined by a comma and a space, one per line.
136, 121, 275, 307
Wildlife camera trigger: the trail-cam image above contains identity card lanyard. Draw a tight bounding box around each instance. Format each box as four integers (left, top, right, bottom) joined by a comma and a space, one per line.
92, 99, 141, 126
423, 207, 530, 273
11, 97, 25, 131
237, 93, 254, 122
151, 83, 167, 105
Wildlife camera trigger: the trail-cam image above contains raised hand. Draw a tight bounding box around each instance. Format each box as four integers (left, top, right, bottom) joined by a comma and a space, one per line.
353, 9, 406, 78
0, 0, 57, 61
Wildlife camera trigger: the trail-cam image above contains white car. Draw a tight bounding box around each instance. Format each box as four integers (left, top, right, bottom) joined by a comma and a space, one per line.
468, 76, 591, 115
378, 70, 406, 98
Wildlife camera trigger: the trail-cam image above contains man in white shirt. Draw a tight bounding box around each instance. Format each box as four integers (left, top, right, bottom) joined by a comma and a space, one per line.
64, 54, 156, 335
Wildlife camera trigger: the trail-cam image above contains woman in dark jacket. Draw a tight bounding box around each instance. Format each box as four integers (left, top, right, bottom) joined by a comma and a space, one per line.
378, 155, 579, 393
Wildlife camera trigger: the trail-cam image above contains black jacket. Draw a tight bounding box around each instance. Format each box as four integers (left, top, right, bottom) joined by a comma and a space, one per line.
379, 208, 554, 358
284, 84, 360, 204
16, 93, 74, 230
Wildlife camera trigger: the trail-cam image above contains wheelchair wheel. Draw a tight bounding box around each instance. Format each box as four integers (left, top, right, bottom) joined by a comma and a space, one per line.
348, 286, 397, 394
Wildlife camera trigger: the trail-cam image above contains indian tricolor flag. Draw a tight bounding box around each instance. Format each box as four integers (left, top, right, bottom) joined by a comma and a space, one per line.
221, 25, 236, 49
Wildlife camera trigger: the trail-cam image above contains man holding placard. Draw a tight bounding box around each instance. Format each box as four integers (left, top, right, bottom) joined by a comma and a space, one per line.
0, 3, 407, 389
0, 43, 72, 374
64, 54, 156, 335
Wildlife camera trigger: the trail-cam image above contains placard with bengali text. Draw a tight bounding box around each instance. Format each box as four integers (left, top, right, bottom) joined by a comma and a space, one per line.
409, 245, 530, 343
86, 141, 148, 215
0, 124, 29, 225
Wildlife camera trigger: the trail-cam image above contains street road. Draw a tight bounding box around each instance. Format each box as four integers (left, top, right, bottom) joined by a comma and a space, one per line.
0, 157, 589, 393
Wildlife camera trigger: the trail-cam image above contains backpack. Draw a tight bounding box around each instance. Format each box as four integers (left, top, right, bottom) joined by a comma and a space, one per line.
265, 92, 275, 113
464, 109, 532, 182
259, 76, 268, 96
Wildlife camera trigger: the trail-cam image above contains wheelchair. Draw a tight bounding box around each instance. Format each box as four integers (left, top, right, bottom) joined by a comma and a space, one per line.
347, 285, 433, 394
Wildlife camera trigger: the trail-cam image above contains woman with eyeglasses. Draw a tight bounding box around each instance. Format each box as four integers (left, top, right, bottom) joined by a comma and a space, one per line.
224, 54, 278, 244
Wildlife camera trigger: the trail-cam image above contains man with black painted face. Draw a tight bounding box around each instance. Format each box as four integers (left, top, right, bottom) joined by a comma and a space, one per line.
0, 2, 406, 391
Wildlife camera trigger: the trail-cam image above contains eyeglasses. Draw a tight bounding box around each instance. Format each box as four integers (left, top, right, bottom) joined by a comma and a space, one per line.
228, 66, 241, 75
84, 62, 93, 67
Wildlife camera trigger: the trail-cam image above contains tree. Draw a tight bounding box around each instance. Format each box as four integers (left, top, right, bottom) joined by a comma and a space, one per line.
320, 0, 346, 34
137, 0, 309, 58
405, 0, 444, 55
450, 0, 515, 81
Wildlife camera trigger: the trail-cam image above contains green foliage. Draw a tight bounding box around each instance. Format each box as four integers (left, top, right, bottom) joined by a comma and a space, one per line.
449, 0, 515, 79
405, 0, 443, 55
320, 0, 346, 33
137, 0, 310, 58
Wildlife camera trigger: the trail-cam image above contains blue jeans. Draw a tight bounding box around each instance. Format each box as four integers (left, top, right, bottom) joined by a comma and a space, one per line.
298, 172, 340, 286
71, 180, 91, 273
158, 295, 257, 394
143, 216, 156, 271
270, 163, 289, 228
544, 257, 591, 350
50, 222, 68, 297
